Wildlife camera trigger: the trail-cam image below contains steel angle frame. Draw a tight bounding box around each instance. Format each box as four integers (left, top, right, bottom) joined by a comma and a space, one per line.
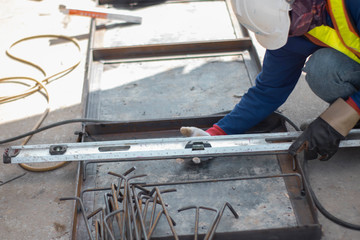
81, 0, 263, 179
67, 1, 323, 239
92, 39, 252, 61
67, 119, 324, 239
72, 118, 323, 240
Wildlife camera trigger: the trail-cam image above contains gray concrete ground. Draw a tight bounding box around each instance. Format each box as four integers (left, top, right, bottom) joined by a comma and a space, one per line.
0, 0, 359, 239
0, 1, 90, 239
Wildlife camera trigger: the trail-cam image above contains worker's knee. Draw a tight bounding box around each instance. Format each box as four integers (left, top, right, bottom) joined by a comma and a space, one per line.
304, 48, 360, 103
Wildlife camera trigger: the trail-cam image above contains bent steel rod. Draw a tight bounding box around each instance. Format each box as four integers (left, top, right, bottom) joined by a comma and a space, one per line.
178, 206, 218, 240
140, 173, 305, 196
204, 202, 239, 240
60, 197, 95, 240
155, 187, 179, 240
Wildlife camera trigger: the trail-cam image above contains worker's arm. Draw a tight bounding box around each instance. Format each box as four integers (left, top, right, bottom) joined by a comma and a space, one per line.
213, 37, 321, 134
180, 37, 321, 137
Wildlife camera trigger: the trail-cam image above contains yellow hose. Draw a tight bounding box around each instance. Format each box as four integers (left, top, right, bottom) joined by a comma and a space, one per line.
0, 35, 81, 172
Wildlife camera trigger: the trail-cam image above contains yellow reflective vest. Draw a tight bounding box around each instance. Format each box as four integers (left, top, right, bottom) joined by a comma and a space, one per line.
305, 0, 360, 63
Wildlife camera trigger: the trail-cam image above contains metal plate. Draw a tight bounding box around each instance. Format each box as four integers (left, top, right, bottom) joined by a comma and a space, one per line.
93, 156, 300, 237
96, 54, 250, 121
100, 1, 240, 48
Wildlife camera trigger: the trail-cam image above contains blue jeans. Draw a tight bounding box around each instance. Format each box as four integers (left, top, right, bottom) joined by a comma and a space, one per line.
303, 48, 360, 103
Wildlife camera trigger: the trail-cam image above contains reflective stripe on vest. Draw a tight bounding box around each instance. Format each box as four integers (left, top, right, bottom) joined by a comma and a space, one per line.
305, 0, 360, 63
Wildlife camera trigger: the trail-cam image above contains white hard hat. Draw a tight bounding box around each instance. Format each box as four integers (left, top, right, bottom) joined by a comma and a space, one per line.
231, 0, 293, 50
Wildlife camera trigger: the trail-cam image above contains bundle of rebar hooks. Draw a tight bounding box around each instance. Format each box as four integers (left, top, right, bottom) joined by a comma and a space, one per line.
61, 166, 239, 240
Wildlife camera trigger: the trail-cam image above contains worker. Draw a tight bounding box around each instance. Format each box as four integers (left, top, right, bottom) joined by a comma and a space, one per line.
181, 0, 360, 161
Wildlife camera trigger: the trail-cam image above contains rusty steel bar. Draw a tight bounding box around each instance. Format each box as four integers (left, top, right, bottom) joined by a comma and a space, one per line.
95, 220, 100, 240
131, 185, 149, 240
147, 210, 177, 240
125, 181, 141, 240
178, 205, 218, 240
104, 193, 112, 215
104, 209, 124, 240
87, 208, 105, 240
147, 210, 163, 239
154, 187, 179, 240
116, 167, 137, 198
108, 171, 147, 240
204, 202, 239, 240
60, 197, 95, 240
107, 196, 116, 236
81, 187, 112, 202
111, 183, 123, 238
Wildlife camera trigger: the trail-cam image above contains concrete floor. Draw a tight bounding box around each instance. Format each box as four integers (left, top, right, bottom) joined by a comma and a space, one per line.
0, 0, 90, 239
0, 0, 359, 240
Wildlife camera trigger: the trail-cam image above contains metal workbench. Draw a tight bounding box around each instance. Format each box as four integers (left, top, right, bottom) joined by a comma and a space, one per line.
71, 0, 322, 239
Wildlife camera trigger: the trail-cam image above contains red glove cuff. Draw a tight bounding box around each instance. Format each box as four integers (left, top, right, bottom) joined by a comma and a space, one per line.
346, 97, 360, 115
206, 125, 227, 136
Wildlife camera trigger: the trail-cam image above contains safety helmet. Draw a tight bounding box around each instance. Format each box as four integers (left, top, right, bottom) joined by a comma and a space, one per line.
231, 0, 293, 50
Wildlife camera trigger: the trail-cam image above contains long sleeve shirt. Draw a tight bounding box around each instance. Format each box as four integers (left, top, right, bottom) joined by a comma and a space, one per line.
214, 0, 360, 135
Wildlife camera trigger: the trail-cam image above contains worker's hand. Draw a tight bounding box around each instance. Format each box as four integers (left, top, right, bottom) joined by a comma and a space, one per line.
180, 127, 210, 137
288, 98, 359, 160
288, 117, 345, 160
180, 127, 210, 164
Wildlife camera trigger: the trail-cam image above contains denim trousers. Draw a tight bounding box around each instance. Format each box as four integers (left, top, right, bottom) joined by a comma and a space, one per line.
303, 48, 360, 104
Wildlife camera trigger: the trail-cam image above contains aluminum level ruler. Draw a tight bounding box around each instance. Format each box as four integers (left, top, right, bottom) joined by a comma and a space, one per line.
4, 130, 360, 164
